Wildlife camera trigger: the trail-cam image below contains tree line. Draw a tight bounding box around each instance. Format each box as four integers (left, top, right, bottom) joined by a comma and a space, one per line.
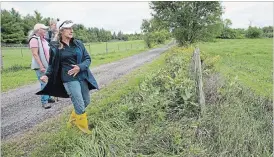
142, 1, 273, 47
1, 8, 143, 44
2, 3, 272, 46
218, 19, 273, 39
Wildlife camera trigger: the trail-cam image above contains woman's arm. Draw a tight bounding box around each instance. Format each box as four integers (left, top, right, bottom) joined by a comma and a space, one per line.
45, 48, 55, 77
77, 41, 91, 72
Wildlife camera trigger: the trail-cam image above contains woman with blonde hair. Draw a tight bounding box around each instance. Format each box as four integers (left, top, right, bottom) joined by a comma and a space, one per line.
37, 20, 99, 134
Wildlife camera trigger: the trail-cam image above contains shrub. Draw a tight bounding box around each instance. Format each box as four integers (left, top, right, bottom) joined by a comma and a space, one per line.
245, 26, 263, 38
144, 30, 170, 48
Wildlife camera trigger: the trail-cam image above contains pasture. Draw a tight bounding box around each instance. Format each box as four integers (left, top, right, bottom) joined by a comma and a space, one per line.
198, 38, 273, 98
1, 40, 147, 69
1, 40, 153, 91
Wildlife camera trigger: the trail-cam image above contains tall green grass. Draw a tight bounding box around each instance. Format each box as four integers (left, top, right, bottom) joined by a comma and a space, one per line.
2, 43, 271, 156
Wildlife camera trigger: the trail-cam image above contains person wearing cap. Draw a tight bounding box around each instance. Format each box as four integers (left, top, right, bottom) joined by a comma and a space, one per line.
28, 23, 56, 109
37, 20, 99, 134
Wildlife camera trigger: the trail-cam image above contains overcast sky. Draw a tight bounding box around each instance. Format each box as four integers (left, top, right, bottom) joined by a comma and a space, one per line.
1, 1, 273, 34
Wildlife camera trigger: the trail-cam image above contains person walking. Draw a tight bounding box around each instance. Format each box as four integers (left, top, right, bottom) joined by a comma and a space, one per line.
37, 20, 99, 134
28, 23, 56, 109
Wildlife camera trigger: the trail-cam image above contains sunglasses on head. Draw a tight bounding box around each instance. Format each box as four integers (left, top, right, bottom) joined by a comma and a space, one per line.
59, 20, 73, 29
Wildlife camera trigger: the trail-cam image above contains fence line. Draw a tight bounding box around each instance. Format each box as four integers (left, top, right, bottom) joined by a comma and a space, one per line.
0, 41, 149, 69
1, 43, 29, 48
83, 42, 148, 54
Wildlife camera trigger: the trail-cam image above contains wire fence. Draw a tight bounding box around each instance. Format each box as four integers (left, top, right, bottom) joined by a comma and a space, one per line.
1, 41, 148, 56
1, 43, 29, 47
0, 41, 148, 69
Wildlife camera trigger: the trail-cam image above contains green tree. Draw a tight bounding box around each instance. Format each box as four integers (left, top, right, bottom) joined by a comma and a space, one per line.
34, 10, 43, 23
1, 8, 118, 44
141, 18, 168, 33
150, 1, 223, 46
87, 27, 98, 42
141, 17, 171, 48
223, 19, 232, 28
219, 19, 236, 39
141, 19, 151, 33
144, 29, 170, 48
218, 19, 246, 39
22, 14, 36, 38
112, 31, 117, 40
1, 9, 25, 43
262, 26, 273, 38
42, 17, 51, 26
74, 24, 90, 42
246, 26, 263, 38
117, 31, 123, 40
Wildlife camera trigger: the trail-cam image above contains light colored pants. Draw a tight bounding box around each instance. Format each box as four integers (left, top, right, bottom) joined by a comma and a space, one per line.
63, 80, 90, 114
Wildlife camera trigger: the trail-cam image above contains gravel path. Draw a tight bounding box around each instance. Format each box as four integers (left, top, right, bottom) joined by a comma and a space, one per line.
1, 43, 174, 141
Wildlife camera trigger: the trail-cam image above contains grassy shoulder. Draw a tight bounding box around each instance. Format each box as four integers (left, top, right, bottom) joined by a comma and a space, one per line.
1, 41, 169, 92
2, 45, 272, 156
197, 38, 273, 98
1, 46, 168, 157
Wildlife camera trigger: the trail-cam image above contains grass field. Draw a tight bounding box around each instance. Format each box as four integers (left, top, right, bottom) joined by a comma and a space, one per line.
198, 38, 273, 98
1, 40, 147, 69
1, 40, 169, 92
2, 45, 271, 156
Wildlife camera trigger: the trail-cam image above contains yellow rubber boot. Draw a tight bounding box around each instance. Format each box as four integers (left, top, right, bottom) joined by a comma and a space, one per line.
67, 109, 77, 128
75, 112, 92, 134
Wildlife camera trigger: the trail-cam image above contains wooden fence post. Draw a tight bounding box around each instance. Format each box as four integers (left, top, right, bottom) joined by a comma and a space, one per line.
20, 43, 23, 57
88, 44, 91, 55
106, 42, 108, 53
0, 50, 3, 70
192, 48, 205, 115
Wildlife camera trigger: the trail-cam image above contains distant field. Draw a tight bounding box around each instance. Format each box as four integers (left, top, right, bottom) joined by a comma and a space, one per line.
198, 38, 273, 98
1, 40, 147, 69
1, 40, 170, 92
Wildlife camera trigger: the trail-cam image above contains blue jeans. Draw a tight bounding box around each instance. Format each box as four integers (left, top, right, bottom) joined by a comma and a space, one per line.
35, 70, 52, 104
63, 80, 90, 115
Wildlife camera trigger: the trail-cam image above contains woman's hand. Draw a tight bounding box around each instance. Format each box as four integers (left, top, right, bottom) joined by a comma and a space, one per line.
40, 66, 46, 73
40, 75, 48, 83
68, 65, 80, 77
